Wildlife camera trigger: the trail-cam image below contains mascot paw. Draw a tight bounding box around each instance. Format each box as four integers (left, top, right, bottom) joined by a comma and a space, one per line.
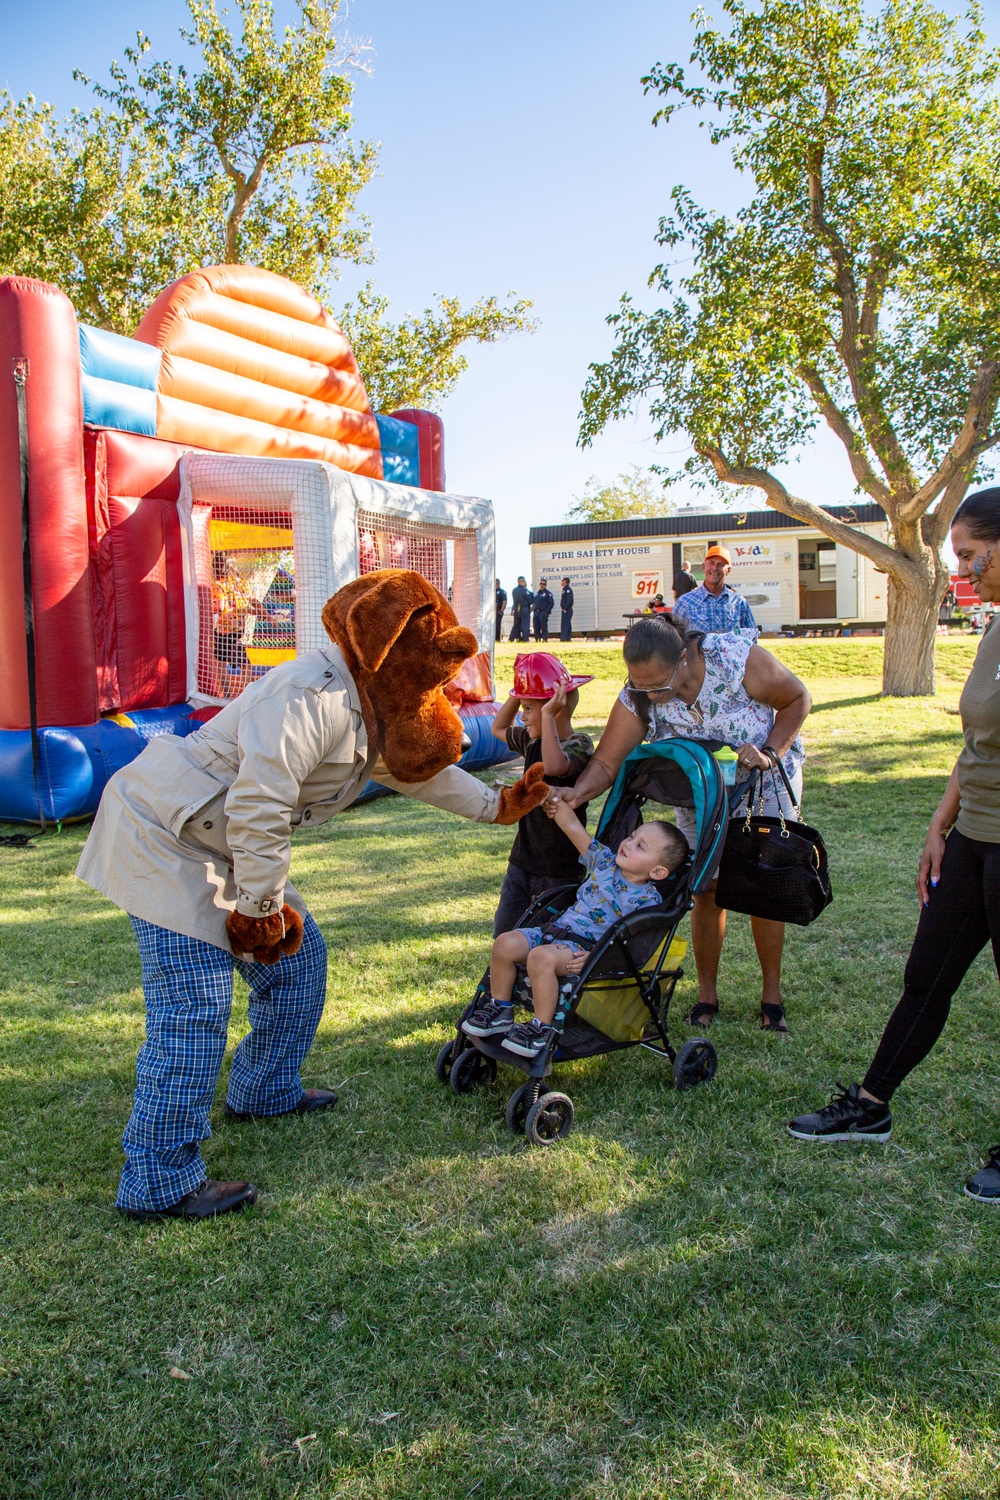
227, 905, 305, 964
495, 761, 551, 825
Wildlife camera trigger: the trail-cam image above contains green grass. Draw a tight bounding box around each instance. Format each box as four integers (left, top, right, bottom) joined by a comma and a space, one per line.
4, 638, 1000, 1499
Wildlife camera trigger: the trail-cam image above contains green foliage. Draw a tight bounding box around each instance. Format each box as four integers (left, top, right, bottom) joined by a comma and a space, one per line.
89, 0, 377, 285
0, 93, 201, 330
579, 0, 1000, 692
6, 640, 1000, 1497
0, 0, 373, 332
565, 464, 675, 522
0, 0, 533, 404
339, 283, 536, 414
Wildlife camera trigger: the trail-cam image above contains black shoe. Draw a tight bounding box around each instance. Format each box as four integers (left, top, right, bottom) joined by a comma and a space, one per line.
463, 1000, 514, 1037
502, 1018, 556, 1059
223, 1087, 338, 1122
120, 1179, 258, 1222
965, 1146, 1000, 1204
788, 1083, 892, 1142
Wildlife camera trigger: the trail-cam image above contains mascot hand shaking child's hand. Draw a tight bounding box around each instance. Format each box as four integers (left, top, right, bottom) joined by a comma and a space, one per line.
495, 761, 550, 824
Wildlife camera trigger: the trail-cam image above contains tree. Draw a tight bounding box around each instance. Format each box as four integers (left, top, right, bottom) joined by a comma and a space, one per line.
0, 0, 532, 404
566, 465, 675, 522
580, 0, 1000, 695
88, 0, 377, 288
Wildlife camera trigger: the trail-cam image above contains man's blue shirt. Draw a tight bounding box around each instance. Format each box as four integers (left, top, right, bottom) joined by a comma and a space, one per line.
671, 583, 757, 636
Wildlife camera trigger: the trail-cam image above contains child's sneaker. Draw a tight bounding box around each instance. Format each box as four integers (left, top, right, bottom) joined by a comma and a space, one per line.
502, 1018, 556, 1059
463, 1000, 514, 1038
787, 1083, 892, 1142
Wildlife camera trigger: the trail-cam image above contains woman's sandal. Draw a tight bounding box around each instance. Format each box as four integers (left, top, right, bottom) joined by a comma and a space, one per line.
760, 1003, 789, 1033
687, 1002, 719, 1028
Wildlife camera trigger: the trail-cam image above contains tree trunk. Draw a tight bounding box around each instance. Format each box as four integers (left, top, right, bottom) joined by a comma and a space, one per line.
882, 568, 944, 696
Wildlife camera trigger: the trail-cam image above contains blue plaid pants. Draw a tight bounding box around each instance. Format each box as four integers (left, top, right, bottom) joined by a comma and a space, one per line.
118, 913, 328, 1212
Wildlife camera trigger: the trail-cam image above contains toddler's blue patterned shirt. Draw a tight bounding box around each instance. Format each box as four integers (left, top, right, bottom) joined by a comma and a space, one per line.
554, 840, 663, 944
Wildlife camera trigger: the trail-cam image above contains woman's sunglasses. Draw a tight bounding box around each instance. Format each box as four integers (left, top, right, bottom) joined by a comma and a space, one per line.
624, 652, 685, 699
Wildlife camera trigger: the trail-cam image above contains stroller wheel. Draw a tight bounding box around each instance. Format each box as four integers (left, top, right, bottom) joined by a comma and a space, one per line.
524, 1091, 574, 1146
449, 1047, 498, 1095
434, 1040, 459, 1084
505, 1081, 545, 1135
672, 1037, 718, 1091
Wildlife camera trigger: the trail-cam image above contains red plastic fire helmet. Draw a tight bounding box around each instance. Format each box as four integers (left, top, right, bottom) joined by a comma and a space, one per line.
512, 651, 594, 700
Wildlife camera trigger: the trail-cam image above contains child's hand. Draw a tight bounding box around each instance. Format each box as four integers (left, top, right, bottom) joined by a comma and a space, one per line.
541, 684, 567, 718
551, 795, 577, 828
553, 945, 588, 973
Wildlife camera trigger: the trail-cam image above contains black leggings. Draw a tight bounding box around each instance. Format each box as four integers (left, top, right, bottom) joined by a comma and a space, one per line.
863, 827, 1000, 1100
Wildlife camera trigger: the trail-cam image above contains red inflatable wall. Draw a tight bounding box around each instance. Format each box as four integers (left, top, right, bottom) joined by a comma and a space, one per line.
0, 278, 96, 729
86, 429, 191, 713
390, 409, 445, 491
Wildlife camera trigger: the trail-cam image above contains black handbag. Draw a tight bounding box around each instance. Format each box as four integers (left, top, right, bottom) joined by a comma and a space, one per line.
714, 757, 833, 926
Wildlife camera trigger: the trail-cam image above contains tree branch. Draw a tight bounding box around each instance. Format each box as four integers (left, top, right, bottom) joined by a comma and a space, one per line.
798, 362, 892, 507
696, 441, 920, 582
807, 145, 918, 496
859, 243, 894, 343
897, 360, 1000, 523
922, 466, 977, 551
220, 136, 274, 262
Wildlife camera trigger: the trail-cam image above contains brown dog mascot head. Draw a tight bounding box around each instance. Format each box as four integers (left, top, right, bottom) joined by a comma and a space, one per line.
322, 569, 479, 782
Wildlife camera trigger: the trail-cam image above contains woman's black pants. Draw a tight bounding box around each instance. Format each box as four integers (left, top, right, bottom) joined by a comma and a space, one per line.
863, 827, 1000, 1100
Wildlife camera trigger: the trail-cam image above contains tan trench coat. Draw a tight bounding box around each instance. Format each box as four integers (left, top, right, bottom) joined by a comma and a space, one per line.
76, 644, 501, 949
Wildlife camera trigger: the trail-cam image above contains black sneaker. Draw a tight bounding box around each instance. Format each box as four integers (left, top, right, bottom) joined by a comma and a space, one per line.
502, 1018, 556, 1059
463, 1000, 514, 1038
965, 1146, 1000, 1204
788, 1083, 892, 1143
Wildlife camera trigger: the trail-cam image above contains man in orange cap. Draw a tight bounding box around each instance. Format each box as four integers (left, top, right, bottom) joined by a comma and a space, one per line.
671, 544, 758, 636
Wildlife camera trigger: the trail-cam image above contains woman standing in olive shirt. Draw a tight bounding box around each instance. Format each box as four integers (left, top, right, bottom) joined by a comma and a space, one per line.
789, 490, 1000, 1203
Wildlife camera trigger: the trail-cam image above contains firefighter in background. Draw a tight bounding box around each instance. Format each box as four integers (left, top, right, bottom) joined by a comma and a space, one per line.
495, 579, 507, 640
509, 577, 533, 642
532, 578, 555, 640
559, 577, 574, 640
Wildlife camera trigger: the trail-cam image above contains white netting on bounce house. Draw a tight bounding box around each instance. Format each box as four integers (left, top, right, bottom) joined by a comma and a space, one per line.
178, 454, 495, 706
356, 508, 481, 630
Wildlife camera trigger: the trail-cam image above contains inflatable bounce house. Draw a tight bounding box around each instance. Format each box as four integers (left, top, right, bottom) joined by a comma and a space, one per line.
0, 265, 510, 823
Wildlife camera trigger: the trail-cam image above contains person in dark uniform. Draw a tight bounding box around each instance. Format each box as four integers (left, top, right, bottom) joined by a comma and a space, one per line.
559, 577, 574, 640
673, 560, 697, 600
532, 578, 554, 640
495, 579, 507, 641
509, 577, 532, 642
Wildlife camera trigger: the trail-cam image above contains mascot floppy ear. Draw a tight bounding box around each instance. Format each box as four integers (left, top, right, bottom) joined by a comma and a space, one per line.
341, 573, 437, 674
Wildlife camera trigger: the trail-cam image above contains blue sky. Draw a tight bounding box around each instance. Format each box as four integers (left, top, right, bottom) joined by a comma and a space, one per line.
2, 0, 994, 584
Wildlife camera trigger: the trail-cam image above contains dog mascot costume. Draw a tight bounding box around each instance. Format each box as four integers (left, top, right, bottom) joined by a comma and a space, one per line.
78, 569, 549, 1221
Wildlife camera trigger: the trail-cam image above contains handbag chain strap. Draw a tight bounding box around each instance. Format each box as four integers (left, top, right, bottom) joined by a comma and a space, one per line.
741, 749, 795, 839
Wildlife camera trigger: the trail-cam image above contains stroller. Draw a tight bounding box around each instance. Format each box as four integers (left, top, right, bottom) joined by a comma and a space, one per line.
435, 739, 732, 1145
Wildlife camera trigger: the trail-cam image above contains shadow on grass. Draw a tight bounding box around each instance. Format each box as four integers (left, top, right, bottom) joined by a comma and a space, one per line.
808, 691, 884, 713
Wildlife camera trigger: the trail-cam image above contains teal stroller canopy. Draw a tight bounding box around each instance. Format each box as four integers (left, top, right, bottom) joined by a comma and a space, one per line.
595, 739, 729, 895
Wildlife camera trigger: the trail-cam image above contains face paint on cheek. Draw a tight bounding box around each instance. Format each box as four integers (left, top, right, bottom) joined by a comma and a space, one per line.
972, 550, 994, 579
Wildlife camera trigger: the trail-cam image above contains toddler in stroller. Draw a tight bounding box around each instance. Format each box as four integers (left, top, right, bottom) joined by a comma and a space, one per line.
435, 739, 732, 1145
466, 802, 688, 1058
